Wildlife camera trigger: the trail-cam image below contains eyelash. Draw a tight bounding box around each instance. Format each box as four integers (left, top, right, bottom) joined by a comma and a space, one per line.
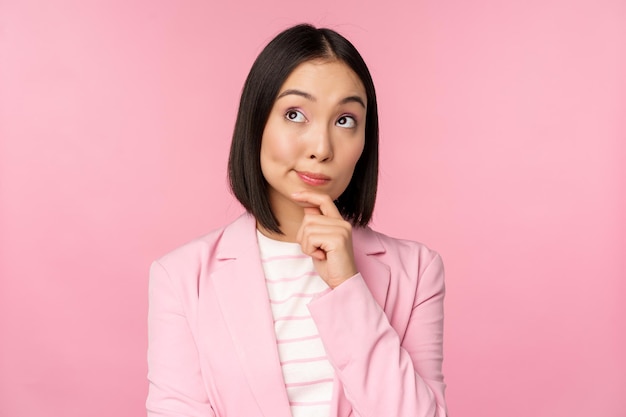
285, 109, 306, 122
284, 109, 358, 128
336, 115, 357, 128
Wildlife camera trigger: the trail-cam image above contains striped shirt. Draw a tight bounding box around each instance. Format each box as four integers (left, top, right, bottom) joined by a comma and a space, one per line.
257, 230, 334, 417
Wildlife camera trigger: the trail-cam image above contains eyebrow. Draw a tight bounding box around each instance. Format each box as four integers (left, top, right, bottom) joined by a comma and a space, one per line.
276, 89, 366, 109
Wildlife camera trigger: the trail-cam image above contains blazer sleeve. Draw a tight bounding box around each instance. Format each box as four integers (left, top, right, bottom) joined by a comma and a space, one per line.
307, 252, 447, 417
146, 261, 216, 417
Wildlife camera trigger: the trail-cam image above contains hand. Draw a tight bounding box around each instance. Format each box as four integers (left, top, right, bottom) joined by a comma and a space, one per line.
291, 191, 358, 289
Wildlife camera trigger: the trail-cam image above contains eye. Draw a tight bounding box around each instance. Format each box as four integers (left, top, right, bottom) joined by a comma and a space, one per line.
336, 115, 356, 128
285, 109, 307, 123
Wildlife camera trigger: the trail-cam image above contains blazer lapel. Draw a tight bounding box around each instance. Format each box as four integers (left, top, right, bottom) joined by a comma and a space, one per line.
352, 226, 390, 310
206, 214, 292, 417
334, 226, 391, 417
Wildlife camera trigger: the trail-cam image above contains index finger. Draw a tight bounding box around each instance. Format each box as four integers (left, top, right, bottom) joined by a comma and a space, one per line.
291, 191, 342, 219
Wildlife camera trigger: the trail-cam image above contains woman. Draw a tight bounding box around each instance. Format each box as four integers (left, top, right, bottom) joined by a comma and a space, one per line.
147, 24, 447, 417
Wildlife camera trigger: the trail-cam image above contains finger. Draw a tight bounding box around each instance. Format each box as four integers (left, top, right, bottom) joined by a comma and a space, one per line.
297, 216, 346, 246
296, 226, 327, 260
301, 240, 328, 261
310, 248, 326, 261
291, 191, 342, 218
299, 226, 351, 256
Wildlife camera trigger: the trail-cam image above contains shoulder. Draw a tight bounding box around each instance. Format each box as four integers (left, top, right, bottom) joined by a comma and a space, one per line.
155, 227, 225, 272
354, 225, 441, 264
153, 213, 255, 277
350, 226, 445, 320
357, 226, 446, 311
352, 227, 445, 294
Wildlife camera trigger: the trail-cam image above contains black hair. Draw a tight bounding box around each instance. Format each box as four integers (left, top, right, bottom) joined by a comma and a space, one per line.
228, 23, 379, 234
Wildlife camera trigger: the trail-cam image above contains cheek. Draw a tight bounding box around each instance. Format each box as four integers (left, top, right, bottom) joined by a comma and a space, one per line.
344, 138, 366, 170
260, 124, 299, 166
261, 140, 295, 169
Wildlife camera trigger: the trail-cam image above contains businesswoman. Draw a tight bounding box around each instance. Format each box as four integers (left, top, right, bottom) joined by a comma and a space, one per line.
147, 24, 447, 417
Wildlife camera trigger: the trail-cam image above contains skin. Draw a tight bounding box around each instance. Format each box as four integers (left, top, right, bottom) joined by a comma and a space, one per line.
258, 59, 368, 289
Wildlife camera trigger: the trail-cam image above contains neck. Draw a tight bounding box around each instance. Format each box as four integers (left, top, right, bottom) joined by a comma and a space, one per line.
257, 197, 307, 243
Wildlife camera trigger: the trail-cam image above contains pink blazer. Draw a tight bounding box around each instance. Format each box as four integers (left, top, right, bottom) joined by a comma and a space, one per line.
147, 213, 447, 417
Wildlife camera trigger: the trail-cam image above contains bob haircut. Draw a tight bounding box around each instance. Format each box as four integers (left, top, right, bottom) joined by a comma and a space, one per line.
228, 23, 379, 234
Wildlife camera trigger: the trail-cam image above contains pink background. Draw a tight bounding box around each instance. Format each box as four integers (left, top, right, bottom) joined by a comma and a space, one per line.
1, 0, 624, 416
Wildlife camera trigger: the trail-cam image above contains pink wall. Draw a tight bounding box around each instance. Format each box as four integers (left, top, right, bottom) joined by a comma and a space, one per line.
1, 1, 624, 416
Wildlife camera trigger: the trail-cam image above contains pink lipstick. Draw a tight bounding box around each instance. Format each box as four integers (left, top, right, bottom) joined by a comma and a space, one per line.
296, 171, 331, 186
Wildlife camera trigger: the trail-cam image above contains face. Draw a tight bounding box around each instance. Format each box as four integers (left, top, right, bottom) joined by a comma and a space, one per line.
260, 59, 367, 217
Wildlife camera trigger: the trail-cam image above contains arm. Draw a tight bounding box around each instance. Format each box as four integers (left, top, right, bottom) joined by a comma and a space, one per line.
147, 261, 216, 417
307, 253, 447, 417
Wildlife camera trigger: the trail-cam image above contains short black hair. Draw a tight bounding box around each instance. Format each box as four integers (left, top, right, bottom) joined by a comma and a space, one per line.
228, 23, 379, 234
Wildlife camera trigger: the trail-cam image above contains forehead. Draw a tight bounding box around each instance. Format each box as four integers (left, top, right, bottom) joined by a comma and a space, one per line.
279, 59, 366, 101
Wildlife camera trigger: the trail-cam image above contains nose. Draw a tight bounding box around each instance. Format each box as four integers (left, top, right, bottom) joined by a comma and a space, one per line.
308, 124, 333, 162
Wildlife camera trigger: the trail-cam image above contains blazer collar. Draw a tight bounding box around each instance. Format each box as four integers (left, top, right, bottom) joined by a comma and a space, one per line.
207, 213, 390, 417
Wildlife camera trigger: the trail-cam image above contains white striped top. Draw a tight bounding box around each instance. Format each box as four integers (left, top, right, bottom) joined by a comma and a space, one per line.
257, 230, 334, 417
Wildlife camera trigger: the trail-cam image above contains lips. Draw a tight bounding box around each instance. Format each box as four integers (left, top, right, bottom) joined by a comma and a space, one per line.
296, 171, 331, 186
